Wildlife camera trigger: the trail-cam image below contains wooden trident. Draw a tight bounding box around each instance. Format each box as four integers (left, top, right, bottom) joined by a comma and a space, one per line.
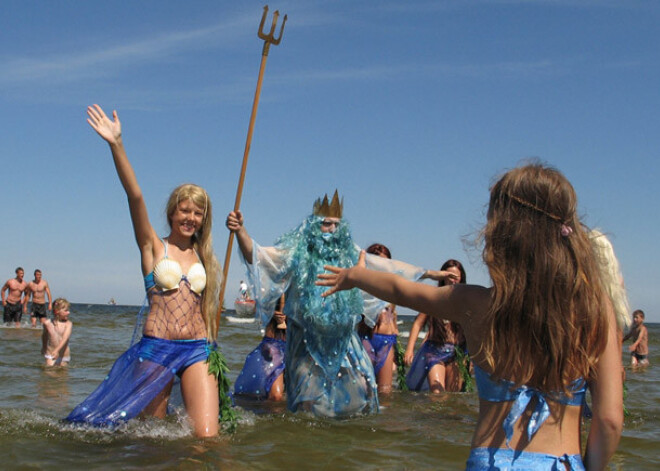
215, 6, 287, 337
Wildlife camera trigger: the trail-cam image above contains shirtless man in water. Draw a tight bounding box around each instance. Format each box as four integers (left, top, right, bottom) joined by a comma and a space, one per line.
2, 267, 28, 327
25, 269, 53, 327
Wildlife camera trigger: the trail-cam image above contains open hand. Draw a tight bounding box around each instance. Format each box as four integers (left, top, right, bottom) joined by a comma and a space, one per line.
317, 250, 366, 297
87, 104, 121, 145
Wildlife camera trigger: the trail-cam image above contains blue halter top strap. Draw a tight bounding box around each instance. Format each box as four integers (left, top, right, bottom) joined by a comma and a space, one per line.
473, 364, 586, 446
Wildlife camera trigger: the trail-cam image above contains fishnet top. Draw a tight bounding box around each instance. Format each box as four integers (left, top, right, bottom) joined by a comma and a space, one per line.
143, 278, 207, 340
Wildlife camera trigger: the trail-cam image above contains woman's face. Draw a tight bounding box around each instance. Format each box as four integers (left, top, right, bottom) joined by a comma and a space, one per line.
171, 198, 204, 238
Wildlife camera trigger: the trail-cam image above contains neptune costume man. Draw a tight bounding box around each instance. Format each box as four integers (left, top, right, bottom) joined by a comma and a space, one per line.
226, 192, 425, 417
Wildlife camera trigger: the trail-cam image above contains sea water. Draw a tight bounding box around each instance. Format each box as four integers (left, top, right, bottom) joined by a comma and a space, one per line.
0, 304, 657, 470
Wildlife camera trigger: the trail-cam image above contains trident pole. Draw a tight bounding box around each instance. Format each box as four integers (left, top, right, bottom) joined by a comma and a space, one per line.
215, 6, 287, 337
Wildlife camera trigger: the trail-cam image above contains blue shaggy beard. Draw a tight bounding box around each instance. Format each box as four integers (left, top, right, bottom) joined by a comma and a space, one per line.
275, 215, 363, 376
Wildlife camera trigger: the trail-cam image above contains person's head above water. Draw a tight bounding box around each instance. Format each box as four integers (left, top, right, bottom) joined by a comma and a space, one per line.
313, 190, 343, 234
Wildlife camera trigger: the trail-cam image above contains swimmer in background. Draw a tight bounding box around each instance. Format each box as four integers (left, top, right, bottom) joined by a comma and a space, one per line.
26, 269, 53, 328
239, 280, 249, 300
42, 298, 72, 366
2, 267, 28, 327
623, 309, 649, 367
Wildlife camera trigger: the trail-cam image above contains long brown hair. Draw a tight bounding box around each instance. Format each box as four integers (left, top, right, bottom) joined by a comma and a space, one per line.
482, 162, 608, 393
166, 184, 221, 339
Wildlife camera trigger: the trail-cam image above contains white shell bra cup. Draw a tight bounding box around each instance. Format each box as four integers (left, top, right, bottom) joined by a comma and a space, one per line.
152, 239, 207, 294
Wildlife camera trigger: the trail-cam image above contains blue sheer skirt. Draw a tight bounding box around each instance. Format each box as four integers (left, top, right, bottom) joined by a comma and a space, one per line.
362, 333, 397, 375
65, 336, 210, 426
405, 341, 456, 391
234, 337, 285, 399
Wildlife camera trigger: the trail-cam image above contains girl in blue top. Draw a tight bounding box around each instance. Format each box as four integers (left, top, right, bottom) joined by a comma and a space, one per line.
318, 162, 623, 470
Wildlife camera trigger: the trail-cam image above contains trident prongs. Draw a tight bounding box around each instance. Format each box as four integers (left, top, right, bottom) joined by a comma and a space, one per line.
258, 5, 287, 55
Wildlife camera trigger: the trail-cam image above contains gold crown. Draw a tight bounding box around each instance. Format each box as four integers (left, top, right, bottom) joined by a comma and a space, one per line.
313, 190, 343, 218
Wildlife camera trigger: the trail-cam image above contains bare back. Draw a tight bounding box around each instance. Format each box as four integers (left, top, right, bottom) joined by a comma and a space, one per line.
449, 287, 584, 456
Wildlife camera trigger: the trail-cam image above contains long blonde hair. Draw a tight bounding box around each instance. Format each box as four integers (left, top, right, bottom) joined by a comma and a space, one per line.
166, 184, 221, 339
482, 162, 608, 393
589, 229, 631, 332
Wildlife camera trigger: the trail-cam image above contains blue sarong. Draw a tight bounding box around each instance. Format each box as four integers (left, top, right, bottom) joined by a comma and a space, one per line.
66, 336, 209, 426
234, 337, 286, 399
405, 341, 456, 391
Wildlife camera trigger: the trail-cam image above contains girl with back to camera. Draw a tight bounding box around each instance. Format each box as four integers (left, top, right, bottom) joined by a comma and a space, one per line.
319, 163, 623, 469
66, 105, 221, 437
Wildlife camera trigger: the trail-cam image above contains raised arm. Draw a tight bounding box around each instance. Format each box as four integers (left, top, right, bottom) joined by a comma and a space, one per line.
226, 210, 254, 264
404, 313, 428, 365
583, 303, 624, 469
87, 104, 157, 273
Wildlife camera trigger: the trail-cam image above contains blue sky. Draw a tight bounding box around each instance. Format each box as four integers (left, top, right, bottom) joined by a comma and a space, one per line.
1, 0, 658, 323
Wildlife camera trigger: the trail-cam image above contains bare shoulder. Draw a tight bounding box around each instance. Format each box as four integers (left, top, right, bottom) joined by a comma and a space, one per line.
452, 284, 491, 318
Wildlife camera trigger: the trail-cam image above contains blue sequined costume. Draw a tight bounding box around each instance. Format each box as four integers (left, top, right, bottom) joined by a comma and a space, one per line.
241, 215, 425, 417
234, 337, 286, 399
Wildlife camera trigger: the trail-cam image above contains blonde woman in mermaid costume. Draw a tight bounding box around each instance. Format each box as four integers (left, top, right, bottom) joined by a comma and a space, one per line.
66, 105, 221, 437
318, 163, 623, 469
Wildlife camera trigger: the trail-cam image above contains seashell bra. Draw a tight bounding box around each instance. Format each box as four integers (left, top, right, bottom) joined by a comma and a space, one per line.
144, 239, 206, 294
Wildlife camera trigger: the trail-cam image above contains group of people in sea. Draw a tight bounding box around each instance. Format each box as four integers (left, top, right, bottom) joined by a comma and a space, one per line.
27, 103, 650, 469
2, 267, 53, 328
2, 267, 74, 366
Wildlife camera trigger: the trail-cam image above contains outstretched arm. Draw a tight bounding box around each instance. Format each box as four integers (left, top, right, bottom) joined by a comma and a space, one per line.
584, 303, 624, 469
87, 104, 157, 273
317, 251, 479, 324
421, 270, 460, 284
226, 210, 254, 264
